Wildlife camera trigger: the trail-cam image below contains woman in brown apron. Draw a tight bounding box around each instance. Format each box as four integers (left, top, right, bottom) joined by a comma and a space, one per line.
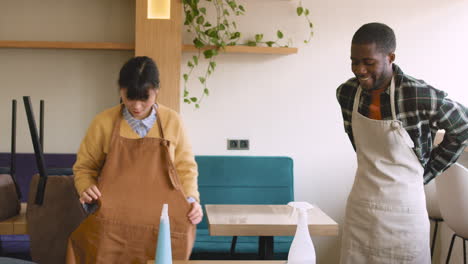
66, 56, 202, 264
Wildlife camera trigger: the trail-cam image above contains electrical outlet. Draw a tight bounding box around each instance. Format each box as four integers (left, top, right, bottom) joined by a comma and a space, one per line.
239, 139, 249, 150
227, 139, 239, 150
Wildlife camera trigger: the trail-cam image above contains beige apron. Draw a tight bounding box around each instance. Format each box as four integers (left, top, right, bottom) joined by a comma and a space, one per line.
67, 106, 196, 264
340, 78, 431, 264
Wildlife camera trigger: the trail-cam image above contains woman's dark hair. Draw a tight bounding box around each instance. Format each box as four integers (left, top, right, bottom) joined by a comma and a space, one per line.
118, 56, 160, 100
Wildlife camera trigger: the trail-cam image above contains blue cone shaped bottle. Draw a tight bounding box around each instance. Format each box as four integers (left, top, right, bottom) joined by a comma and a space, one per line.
155, 204, 172, 264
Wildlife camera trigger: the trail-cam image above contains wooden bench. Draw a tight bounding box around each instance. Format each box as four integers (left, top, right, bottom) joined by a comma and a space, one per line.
0, 203, 27, 235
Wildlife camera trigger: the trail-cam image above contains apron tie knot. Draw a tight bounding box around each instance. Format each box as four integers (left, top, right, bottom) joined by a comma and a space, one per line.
391, 121, 400, 130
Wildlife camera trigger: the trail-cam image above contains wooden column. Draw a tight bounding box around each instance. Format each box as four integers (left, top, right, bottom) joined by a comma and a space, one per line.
135, 0, 182, 111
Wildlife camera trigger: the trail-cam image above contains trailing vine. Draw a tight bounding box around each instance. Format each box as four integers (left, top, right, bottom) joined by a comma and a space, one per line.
182, 0, 313, 108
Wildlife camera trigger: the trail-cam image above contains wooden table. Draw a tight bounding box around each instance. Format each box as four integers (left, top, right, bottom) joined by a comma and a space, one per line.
0, 203, 27, 235
205, 204, 338, 259
148, 261, 286, 264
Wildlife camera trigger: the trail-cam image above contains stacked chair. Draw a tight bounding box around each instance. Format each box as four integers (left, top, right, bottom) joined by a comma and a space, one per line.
0, 100, 22, 258
23, 97, 86, 264
0, 100, 21, 222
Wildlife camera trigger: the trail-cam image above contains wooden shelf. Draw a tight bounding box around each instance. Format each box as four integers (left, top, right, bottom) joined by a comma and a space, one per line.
182, 44, 298, 55
0, 41, 297, 54
0, 41, 134, 51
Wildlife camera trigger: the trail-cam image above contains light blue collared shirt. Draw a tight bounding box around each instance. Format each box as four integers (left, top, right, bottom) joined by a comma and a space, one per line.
123, 105, 157, 138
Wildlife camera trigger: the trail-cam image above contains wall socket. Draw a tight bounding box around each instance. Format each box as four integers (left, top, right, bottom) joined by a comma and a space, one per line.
239, 139, 249, 150
227, 139, 249, 150
227, 139, 239, 150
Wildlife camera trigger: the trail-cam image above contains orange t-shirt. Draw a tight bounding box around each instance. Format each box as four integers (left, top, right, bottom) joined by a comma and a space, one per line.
368, 87, 386, 120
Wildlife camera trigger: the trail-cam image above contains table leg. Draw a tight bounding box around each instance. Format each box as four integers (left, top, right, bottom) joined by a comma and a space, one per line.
258, 236, 274, 260
230, 236, 238, 256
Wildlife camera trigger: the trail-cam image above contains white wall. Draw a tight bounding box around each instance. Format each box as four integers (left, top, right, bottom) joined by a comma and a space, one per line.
0, 0, 467, 263
180, 0, 468, 263
0, 0, 134, 153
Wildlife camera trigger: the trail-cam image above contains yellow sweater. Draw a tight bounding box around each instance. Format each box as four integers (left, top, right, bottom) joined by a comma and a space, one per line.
73, 104, 199, 201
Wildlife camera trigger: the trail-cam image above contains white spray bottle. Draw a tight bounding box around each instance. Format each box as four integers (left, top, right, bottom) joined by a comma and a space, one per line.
155, 204, 172, 264
287, 201, 316, 264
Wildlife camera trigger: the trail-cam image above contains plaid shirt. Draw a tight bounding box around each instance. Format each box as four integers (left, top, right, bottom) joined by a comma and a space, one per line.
336, 64, 468, 184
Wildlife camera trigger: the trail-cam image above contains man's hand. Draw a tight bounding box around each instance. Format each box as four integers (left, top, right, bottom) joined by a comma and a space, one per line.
79, 185, 102, 204
187, 201, 203, 225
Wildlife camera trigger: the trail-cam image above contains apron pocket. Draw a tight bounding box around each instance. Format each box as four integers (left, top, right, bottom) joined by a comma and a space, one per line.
170, 231, 190, 260
346, 201, 430, 263
75, 214, 194, 263
72, 214, 156, 264
100, 217, 157, 264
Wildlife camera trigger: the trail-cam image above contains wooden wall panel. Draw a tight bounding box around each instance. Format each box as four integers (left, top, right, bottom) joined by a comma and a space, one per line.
135, 0, 182, 111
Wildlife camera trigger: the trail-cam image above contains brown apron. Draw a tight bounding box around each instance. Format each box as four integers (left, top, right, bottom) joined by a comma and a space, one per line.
67, 106, 196, 264
23, 96, 87, 264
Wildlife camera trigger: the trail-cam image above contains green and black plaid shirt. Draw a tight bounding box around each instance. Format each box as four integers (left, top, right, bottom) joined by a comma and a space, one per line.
336, 64, 468, 184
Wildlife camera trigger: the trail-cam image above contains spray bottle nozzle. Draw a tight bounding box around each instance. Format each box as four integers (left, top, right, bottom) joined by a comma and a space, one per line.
161, 204, 168, 220
288, 201, 314, 217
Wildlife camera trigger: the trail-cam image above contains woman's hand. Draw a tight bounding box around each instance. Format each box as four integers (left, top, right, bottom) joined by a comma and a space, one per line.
79, 185, 102, 204
187, 201, 203, 225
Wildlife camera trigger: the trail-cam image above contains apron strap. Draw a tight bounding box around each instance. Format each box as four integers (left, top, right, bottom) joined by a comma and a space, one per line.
162, 144, 182, 190
154, 106, 181, 190
352, 86, 362, 115
110, 105, 125, 145
110, 104, 181, 190
154, 105, 165, 140
389, 77, 397, 121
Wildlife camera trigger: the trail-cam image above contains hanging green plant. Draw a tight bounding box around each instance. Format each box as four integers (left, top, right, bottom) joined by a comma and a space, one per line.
182, 0, 314, 108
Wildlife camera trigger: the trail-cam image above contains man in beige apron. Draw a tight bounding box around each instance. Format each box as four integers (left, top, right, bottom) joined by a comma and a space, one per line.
339, 78, 430, 263
337, 22, 467, 264
66, 106, 196, 263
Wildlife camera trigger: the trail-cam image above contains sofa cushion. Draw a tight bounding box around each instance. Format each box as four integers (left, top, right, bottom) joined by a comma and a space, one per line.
195, 156, 294, 229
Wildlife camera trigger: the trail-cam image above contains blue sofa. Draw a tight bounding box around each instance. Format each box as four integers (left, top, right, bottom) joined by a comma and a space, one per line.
191, 156, 294, 260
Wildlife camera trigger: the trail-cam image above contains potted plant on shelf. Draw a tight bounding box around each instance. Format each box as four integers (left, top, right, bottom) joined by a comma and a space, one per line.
182, 0, 313, 108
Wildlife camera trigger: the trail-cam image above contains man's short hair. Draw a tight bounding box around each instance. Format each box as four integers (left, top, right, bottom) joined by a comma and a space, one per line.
352, 22, 396, 54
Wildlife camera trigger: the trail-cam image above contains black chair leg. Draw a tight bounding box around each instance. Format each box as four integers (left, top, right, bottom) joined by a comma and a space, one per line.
258, 236, 265, 260
230, 236, 238, 256
446, 233, 457, 264
431, 219, 440, 259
